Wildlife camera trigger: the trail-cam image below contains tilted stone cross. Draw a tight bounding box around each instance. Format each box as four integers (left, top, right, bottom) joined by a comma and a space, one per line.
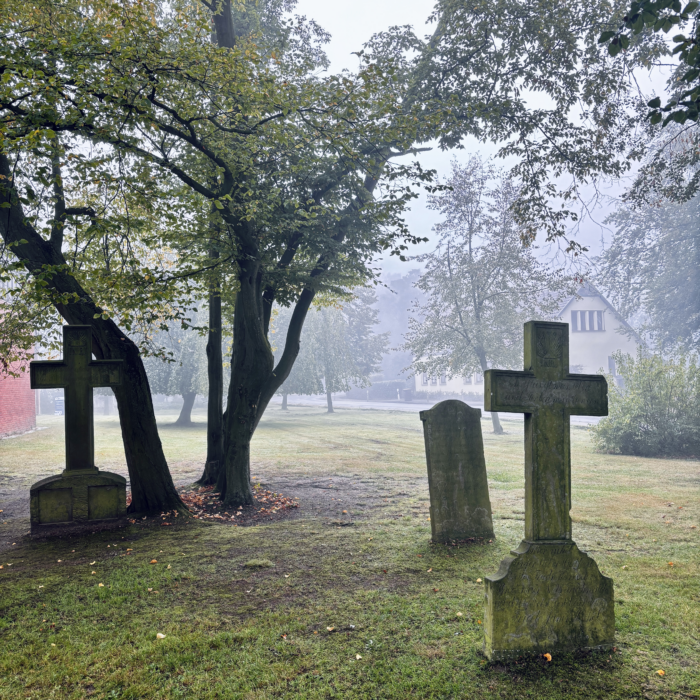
482, 321, 614, 660
485, 321, 607, 541
28, 326, 127, 532
31, 325, 122, 472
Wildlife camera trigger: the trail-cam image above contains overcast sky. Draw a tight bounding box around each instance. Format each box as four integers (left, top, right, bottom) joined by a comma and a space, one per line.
293, 0, 646, 277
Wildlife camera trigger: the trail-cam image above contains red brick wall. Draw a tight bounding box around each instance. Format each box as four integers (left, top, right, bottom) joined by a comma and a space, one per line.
0, 364, 36, 437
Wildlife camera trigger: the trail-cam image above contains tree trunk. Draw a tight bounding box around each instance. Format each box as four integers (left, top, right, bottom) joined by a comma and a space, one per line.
198, 271, 224, 485
281, 393, 288, 410
175, 392, 196, 425
216, 259, 274, 506
0, 153, 184, 515
476, 347, 503, 435
326, 390, 334, 413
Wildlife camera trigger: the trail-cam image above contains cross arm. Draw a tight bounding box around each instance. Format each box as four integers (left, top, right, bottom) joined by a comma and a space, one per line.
484, 369, 534, 414
564, 373, 608, 416
485, 369, 608, 415
30, 361, 66, 389
90, 360, 123, 388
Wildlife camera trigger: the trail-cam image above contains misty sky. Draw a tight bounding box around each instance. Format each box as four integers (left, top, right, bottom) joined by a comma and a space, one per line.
294, 0, 644, 276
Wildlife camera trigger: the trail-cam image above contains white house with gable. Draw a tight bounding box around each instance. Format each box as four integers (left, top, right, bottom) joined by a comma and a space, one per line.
557, 281, 642, 379
412, 281, 641, 396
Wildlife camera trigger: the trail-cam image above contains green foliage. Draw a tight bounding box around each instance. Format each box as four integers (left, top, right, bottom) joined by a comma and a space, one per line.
600, 0, 700, 126
273, 290, 388, 396
598, 195, 700, 352
592, 350, 700, 457
404, 156, 573, 380
142, 321, 208, 399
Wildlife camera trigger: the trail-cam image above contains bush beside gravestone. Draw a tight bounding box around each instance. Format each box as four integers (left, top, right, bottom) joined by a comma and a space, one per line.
592, 350, 700, 458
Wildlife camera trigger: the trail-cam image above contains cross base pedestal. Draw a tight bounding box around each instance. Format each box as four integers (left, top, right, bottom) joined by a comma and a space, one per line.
484, 540, 614, 660
30, 470, 127, 535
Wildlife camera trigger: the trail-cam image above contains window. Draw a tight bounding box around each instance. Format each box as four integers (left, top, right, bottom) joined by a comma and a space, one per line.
422, 373, 429, 386
440, 373, 447, 385
430, 376, 437, 386
463, 374, 472, 385
571, 310, 604, 332
608, 356, 616, 375
474, 372, 483, 384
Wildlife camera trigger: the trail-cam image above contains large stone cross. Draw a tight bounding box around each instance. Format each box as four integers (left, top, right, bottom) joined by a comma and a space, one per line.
28, 326, 127, 533
482, 321, 614, 660
31, 325, 122, 473
484, 320, 607, 541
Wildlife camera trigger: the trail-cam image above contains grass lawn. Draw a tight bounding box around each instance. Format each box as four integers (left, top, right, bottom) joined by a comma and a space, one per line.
0, 406, 698, 699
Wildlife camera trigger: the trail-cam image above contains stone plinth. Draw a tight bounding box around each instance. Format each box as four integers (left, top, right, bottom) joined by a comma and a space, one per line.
420, 400, 494, 542
484, 540, 614, 660
30, 469, 127, 531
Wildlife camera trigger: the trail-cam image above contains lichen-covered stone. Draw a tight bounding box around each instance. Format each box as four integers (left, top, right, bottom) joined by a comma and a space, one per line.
30, 470, 127, 530
482, 321, 614, 658
484, 540, 614, 660
29, 326, 126, 534
420, 400, 494, 542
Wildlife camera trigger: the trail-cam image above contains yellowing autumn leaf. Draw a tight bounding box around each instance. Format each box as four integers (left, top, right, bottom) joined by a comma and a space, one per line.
456, 612, 463, 617
98, 583, 104, 587
156, 633, 166, 639
427, 568, 432, 573
543, 653, 552, 662
91, 571, 96, 575
327, 627, 334, 632
90, 561, 96, 565
657, 670, 665, 676
356, 654, 362, 660
476, 578, 482, 583
150, 559, 158, 564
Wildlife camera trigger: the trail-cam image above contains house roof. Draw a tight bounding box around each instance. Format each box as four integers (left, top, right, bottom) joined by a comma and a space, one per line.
558, 281, 644, 345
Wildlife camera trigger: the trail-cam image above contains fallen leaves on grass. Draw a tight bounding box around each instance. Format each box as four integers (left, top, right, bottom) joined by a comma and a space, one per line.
476, 578, 482, 583
327, 627, 335, 632
657, 670, 665, 676
356, 654, 362, 660
150, 559, 158, 564
543, 653, 552, 662
98, 583, 104, 587
175, 485, 299, 525
156, 633, 166, 639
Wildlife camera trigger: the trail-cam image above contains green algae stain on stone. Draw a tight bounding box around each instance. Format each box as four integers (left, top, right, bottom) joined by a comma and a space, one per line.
484, 540, 614, 660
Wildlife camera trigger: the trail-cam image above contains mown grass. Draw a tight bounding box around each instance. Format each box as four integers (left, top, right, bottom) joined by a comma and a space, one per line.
0, 405, 699, 699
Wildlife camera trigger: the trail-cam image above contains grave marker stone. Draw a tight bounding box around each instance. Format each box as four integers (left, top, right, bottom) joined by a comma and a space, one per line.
482, 320, 614, 660
420, 400, 494, 542
29, 325, 126, 533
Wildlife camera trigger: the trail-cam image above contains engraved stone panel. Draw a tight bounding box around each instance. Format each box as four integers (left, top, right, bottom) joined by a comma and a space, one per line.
420, 400, 494, 542
38, 488, 72, 524
88, 485, 121, 520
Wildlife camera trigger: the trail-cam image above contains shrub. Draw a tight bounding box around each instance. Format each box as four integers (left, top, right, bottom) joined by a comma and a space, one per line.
592, 350, 700, 458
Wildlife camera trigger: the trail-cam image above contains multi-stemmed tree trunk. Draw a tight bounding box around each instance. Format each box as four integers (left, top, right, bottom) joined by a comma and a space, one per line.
0, 154, 185, 514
